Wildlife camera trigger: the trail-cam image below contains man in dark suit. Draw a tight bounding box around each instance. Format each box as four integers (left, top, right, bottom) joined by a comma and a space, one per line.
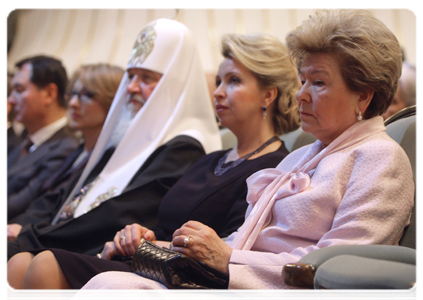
7, 55, 78, 220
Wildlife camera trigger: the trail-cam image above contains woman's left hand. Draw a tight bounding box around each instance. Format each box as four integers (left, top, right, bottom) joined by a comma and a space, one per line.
170, 221, 233, 275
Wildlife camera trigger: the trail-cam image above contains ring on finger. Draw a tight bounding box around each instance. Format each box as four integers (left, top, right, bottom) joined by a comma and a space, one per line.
183, 236, 190, 247
120, 236, 125, 241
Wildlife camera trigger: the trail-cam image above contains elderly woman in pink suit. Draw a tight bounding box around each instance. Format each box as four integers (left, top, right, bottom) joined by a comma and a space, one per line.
16, 10, 415, 290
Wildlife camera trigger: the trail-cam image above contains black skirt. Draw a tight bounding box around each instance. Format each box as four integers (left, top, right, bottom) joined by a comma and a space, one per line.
30, 248, 132, 289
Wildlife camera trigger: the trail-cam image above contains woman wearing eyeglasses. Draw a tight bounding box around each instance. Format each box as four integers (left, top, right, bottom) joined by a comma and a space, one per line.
67, 64, 123, 153
7, 64, 124, 235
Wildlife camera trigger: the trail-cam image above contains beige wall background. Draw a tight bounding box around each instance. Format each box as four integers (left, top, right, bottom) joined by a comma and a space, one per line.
7, 9, 416, 77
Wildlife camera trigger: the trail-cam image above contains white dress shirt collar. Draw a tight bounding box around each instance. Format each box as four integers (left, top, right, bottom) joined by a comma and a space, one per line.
28, 116, 68, 151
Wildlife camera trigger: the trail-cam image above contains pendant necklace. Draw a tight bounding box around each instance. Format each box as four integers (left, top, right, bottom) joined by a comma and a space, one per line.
214, 135, 280, 176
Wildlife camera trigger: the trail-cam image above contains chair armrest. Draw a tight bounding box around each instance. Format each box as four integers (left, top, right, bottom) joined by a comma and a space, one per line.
314, 255, 416, 289
282, 263, 315, 288
282, 245, 415, 288
299, 245, 415, 266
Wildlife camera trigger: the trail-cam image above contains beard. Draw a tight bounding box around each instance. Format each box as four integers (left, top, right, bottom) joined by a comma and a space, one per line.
126, 93, 146, 118
104, 93, 145, 150
105, 100, 134, 149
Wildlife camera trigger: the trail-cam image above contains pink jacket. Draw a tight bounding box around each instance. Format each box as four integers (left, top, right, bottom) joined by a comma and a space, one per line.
226, 120, 414, 288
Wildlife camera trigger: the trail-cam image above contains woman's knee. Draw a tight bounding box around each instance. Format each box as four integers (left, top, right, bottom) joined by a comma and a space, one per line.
5, 252, 34, 279
5, 252, 34, 299
24, 250, 56, 285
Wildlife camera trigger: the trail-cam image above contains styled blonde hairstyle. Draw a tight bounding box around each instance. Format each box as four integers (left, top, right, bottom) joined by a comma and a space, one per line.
221, 33, 301, 135
286, 9, 403, 119
68, 63, 124, 111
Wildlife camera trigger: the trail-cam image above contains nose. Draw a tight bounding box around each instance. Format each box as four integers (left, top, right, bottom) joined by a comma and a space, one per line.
127, 75, 141, 95
68, 94, 79, 107
8, 93, 17, 105
213, 83, 225, 103
296, 82, 311, 104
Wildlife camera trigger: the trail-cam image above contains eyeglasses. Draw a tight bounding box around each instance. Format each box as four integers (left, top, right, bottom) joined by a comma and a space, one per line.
67, 90, 96, 103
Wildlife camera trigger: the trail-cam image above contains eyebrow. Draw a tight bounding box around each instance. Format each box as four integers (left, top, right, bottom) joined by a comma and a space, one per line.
311, 69, 329, 75
299, 68, 330, 75
221, 71, 242, 78
216, 71, 236, 79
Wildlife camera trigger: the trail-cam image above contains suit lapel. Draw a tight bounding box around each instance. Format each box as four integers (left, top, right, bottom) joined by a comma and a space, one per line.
7, 127, 75, 177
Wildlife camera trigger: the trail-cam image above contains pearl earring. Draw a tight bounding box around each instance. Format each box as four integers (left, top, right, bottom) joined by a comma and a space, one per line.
262, 106, 267, 120
357, 111, 362, 121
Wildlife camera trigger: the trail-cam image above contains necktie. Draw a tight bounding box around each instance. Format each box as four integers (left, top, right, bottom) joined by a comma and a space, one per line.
20, 137, 33, 157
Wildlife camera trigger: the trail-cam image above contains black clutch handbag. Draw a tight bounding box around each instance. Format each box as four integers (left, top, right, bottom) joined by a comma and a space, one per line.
130, 239, 229, 289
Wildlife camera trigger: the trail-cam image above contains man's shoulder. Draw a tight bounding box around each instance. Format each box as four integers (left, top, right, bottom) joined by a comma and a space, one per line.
43, 126, 79, 147
154, 135, 205, 157
163, 135, 203, 148
50, 126, 78, 141
134, 135, 206, 179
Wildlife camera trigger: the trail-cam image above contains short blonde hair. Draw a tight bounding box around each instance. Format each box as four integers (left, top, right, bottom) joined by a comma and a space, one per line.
286, 9, 403, 119
221, 33, 301, 135
68, 63, 124, 111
